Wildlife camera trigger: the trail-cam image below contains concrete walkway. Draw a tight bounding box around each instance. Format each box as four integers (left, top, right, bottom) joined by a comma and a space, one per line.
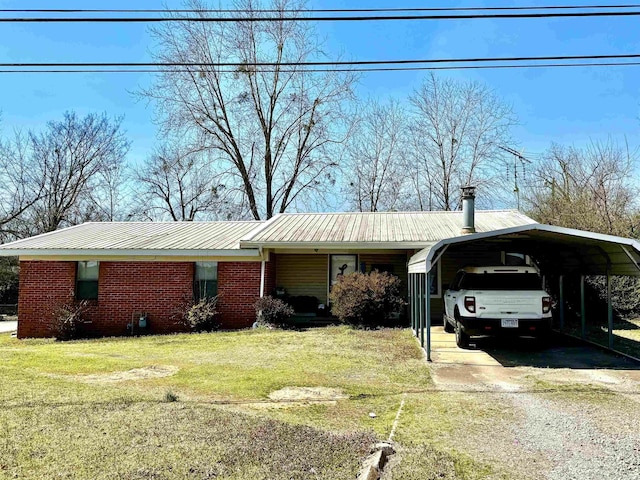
430, 327, 502, 366
0, 320, 17, 333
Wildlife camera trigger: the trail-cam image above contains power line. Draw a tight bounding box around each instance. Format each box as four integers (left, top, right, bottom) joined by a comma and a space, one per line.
2, 53, 640, 68
3, 5, 640, 13
2, 61, 640, 74
3, 11, 640, 22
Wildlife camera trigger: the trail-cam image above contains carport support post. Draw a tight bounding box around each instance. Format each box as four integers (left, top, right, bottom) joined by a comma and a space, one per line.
407, 273, 414, 330
559, 275, 565, 331
580, 275, 586, 339
425, 271, 432, 362
414, 274, 420, 337
419, 275, 425, 348
607, 271, 613, 350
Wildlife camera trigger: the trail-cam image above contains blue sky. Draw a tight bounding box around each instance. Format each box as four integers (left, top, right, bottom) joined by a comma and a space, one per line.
0, 0, 639, 167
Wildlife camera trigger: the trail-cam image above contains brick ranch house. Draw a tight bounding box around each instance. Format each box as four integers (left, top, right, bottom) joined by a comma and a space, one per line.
0, 207, 537, 339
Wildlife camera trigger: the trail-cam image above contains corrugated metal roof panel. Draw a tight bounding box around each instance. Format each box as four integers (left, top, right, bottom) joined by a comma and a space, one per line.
241, 210, 537, 245
0, 210, 538, 255
0, 221, 263, 252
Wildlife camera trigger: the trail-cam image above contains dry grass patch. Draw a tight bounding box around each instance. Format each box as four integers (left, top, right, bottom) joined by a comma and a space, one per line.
268, 386, 348, 401
70, 365, 179, 384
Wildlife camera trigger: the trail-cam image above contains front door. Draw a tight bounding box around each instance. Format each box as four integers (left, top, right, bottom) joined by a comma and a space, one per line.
329, 254, 358, 290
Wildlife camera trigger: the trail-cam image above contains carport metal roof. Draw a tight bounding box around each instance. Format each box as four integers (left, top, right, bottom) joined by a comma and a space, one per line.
407, 223, 640, 362
409, 223, 640, 276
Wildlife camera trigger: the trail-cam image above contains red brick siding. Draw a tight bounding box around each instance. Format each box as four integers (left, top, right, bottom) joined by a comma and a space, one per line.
18, 260, 271, 338
217, 262, 262, 329
92, 262, 194, 337
18, 261, 76, 338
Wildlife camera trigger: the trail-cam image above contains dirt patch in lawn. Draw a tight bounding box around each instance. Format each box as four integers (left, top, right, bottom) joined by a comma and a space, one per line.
76, 365, 179, 383
268, 386, 348, 402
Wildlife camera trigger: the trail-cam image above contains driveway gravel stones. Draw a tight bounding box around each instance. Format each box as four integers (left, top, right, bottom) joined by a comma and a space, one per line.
511, 393, 640, 480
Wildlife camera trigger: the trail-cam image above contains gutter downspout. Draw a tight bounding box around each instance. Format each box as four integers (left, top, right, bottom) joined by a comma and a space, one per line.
259, 247, 266, 298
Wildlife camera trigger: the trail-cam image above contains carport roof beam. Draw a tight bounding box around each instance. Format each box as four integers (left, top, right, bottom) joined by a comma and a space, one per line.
408, 223, 640, 277
620, 245, 640, 273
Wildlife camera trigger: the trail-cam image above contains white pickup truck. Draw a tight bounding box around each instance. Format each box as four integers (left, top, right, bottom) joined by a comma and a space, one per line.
443, 266, 553, 348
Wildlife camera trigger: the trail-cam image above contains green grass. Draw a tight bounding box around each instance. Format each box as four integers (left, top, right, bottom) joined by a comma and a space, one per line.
383, 392, 518, 480
0, 402, 375, 479
530, 378, 615, 399
0, 327, 513, 479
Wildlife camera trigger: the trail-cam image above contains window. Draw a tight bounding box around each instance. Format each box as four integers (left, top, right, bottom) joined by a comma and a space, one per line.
329, 254, 357, 289
195, 262, 218, 300
371, 264, 394, 274
76, 261, 99, 300
450, 270, 464, 291
503, 252, 530, 266
459, 273, 542, 290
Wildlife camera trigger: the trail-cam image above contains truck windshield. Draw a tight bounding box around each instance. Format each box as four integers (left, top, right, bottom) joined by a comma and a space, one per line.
460, 273, 541, 290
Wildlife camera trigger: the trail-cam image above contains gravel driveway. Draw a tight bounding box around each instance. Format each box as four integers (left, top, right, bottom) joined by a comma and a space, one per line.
511, 392, 640, 480
429, 331, 640, 479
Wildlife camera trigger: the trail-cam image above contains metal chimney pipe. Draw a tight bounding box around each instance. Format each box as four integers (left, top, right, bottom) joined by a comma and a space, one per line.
461, 186, 476, 234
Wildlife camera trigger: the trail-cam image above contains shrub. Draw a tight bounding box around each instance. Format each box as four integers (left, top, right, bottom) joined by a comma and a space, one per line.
176, 296, 221, 332
329, 271, 405, 327
164, 390, 179, 402
587, 276, 640, 320
254, 296, 295, 328
50, 300, 90, 341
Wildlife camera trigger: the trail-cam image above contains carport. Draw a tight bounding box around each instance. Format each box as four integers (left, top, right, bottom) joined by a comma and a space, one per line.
407, 224, 640, 361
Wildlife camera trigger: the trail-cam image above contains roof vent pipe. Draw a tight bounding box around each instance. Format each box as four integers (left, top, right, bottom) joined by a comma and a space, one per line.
461, 186, 476, 234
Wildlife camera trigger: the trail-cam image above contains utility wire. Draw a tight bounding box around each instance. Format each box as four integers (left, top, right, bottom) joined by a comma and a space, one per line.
3, 11, 640, 22
3, 53, 640, 68
2, 61, 640, 73
3, 5, 640, 13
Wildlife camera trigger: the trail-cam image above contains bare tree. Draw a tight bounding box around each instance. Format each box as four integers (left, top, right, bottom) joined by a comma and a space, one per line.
522, 140, 640, 318
523, 140, 637, 236
88, 160, 131, 222
134, 142, 245, 221
17, 112, 130, 235
0, 132, 44, 241
141, 0, 355, 220
344, 99, 408, 212
407, 73, 517, 211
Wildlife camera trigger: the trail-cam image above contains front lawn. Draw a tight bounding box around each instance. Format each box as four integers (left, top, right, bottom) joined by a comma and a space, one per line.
0, 327, 508, 479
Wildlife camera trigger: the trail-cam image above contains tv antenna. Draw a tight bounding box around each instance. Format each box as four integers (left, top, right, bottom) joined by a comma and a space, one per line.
498, 145, 532, 210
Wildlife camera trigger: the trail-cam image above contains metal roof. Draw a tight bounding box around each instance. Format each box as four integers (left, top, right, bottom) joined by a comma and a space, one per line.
241, 210, 536, 248
0, 221, 263, 257
408, 224, 640, 276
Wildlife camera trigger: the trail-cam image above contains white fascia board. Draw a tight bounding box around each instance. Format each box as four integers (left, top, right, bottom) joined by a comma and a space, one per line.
239, 241, 435, 250
0, 248, 261, 258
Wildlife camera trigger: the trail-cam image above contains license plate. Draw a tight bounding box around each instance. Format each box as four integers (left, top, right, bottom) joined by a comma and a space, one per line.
501, 319, 519, 328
